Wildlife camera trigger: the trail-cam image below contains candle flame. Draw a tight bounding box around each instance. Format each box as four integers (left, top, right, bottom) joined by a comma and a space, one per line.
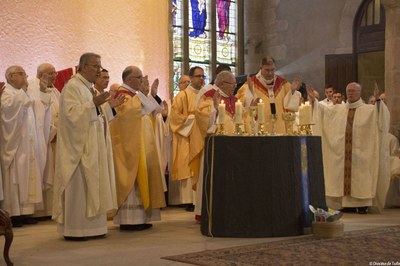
221, 100, 224, 104
237, 99, 241, 103
260, 99, 263, 103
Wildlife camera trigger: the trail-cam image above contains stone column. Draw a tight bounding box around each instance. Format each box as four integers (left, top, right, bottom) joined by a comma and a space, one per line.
382, 0, 400, 138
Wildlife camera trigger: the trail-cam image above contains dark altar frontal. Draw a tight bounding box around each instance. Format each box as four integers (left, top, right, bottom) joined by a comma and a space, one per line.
201, 135, 326, 238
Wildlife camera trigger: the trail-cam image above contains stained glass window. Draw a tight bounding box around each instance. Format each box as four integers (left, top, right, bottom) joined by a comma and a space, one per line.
172, 0, 240, 95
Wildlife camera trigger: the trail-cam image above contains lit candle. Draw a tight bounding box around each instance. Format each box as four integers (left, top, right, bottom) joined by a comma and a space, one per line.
217, 100, 226, 125
235, 100, 243, 124
257, 99, 265, 123
299, 101, 312, 125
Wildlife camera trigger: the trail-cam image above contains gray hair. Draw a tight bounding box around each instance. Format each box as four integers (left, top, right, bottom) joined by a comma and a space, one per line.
78, 52, 101, 71
214, 71, 234, 86
37, 63, 54, 77
5, 65, 20, 82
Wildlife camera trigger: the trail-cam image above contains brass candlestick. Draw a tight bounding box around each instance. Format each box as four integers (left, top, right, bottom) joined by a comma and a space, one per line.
297, 124, 313, 136
269, 114, 277, 135
249, 106, 257, 136
233, 123, 244, 135
217, 123, 225, 135
258, 122, 266, 135
282, 112, 296, 136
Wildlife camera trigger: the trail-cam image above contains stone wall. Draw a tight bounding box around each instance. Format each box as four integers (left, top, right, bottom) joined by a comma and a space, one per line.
0, 0, 170, 99
244, 0, 363, 92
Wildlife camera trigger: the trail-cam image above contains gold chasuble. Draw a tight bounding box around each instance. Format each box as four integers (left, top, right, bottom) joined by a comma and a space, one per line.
169, 86, 209, 188
236, 74, 296, 134
109, 88, 149, 209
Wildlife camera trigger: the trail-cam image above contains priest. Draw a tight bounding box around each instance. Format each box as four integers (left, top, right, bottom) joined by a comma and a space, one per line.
110, 66, 166, 231
169, 66, 209, 210
53, 53, 117, 240
308, 82, 390, 213
236, 56, 301, 134
1, 66, 44, 227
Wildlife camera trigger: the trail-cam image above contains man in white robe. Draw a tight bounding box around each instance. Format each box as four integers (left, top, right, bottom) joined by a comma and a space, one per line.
27, 63, 60, 219
319, 85, 334, 107
0, 66, 43, 227
52, 53, 117, 240
309, 82, 390, 213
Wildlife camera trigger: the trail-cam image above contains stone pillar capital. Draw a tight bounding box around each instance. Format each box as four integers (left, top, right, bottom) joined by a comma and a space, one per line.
382, 0, 400, 9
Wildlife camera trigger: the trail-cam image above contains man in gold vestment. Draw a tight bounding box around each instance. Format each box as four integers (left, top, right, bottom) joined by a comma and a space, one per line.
110, 66, 166, 230
236, 56, 301, 134
169, 66, 210, 211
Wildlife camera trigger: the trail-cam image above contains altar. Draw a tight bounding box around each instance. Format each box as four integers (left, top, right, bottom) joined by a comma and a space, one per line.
200, 135, 326, 237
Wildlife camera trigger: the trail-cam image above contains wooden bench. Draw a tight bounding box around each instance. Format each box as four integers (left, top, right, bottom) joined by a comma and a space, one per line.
0, 210, 13, 266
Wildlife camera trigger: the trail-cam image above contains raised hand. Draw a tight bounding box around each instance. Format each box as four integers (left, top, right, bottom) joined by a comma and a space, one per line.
93, 91, 110, 107
141, 75, 150, 95
108, 93, 126, 108
374, 81, 379, 99
291, 78, 301, 93
247, 75, 254, 95
305, 84, 315, 103
151, 78, 159, 97
161, 100, 169, 117
213, 90, 221, 109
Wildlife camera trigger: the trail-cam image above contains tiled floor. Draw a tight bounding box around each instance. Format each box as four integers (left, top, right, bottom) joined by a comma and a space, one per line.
3, 207, 400, 266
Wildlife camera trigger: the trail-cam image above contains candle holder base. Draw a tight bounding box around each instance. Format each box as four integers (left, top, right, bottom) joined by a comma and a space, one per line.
258, 123, 266, 136
233, 123, 244, 135
269, 114, 277, 136
216, 124, 225, 135
297, 124, 314, 136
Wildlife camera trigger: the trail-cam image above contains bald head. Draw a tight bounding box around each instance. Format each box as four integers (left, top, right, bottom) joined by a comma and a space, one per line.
122, 66, 143, 90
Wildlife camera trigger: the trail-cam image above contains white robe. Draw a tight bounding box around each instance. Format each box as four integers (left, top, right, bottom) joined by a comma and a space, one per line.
27, 78, 55, 216
385, 134, 400, 207
0, 84, 43, 216
313, 98, 390, 211
53, 73, 117, 237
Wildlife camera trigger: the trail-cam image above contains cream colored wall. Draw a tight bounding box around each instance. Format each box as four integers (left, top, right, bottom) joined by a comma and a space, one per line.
0, 0, 170, 99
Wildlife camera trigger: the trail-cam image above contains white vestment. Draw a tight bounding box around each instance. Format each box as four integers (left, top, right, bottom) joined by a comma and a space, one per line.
27, 78, 57, 216
53, 73, 117, 237
313, 99, 390, 211
385, 133, 400, 207
0, 84, 43, 216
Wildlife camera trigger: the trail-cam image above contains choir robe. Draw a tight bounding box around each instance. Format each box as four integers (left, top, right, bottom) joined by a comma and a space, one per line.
53, 73, 117, 237
110, 86, 165, 225
0, 84, 43, 216
313, 98, 390, 212
193, 85, 237, 216
27, 78, 57, 217
236, 72, 301, 134
169, 85, 210, 203
384, 133, 400, 207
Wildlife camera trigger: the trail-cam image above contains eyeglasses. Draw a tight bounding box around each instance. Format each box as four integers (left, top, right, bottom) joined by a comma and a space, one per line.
12, 72, 28, 78
86, 64, 103, 70
132, 75, 143, 80
192, 74, 206, 79
47, 71, 58, 76
223, 81, 237, 87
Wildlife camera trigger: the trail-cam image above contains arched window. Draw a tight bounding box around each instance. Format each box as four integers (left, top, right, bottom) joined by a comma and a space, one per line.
354, 0, 385, 53
171, 0, 243, 94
